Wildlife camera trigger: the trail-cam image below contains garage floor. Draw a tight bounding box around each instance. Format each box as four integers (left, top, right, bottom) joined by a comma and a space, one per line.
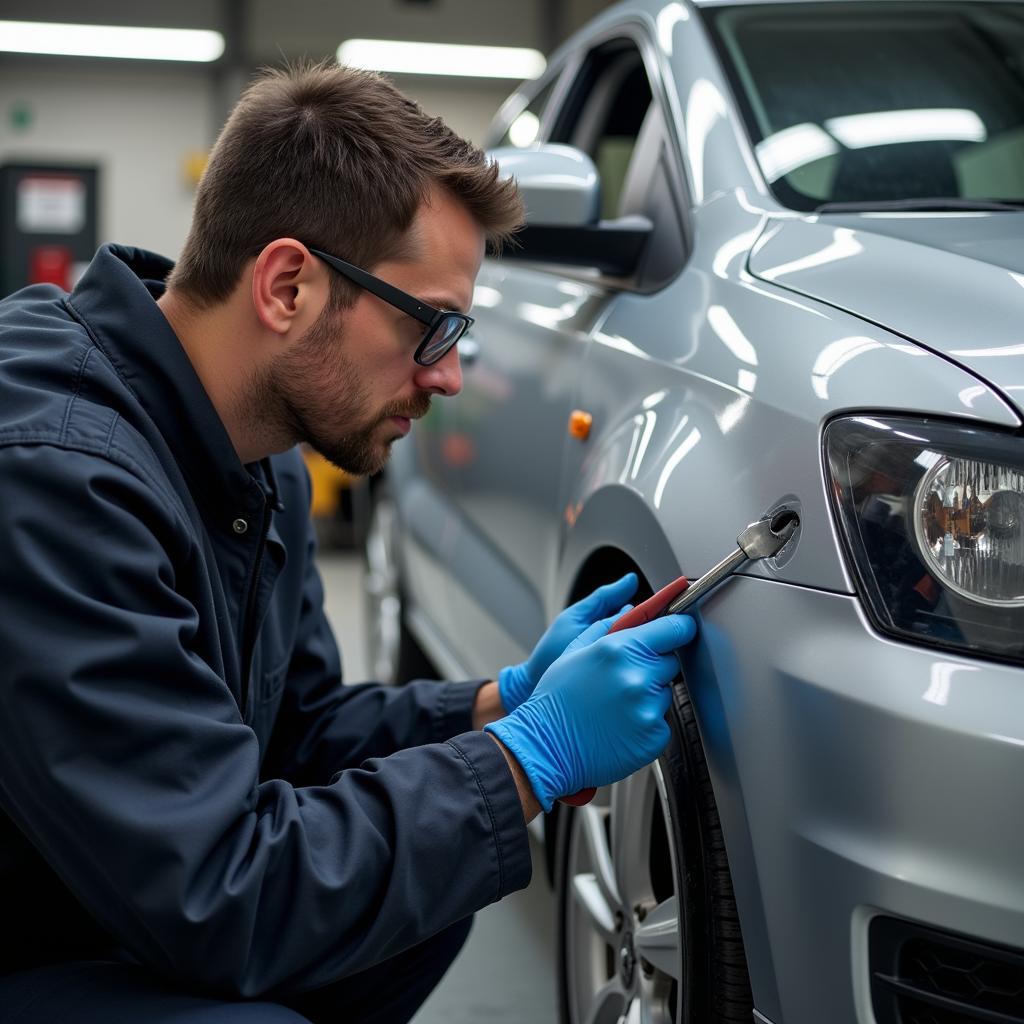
318, 552, 559, 1023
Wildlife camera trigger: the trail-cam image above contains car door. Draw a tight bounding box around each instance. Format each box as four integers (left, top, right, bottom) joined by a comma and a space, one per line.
444, 27, 690, 675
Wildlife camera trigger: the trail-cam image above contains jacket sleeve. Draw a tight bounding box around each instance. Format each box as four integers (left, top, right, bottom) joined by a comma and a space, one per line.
0, 443, 531, 997
261, 511, 489, 787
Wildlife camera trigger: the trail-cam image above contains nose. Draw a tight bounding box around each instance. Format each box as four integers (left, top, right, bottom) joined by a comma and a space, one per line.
413, 342, 463, 397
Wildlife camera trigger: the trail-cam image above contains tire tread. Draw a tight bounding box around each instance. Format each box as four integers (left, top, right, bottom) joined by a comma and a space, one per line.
674, 678, 754, 1023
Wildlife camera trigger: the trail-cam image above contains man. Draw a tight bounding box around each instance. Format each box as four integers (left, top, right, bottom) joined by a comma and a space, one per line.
0, 62, 695, 1022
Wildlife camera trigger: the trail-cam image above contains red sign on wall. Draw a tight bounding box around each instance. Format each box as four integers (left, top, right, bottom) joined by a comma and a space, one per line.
29, 245, 74, 289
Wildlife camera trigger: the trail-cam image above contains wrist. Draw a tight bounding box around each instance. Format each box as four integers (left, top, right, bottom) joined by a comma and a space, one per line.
485, 732, 542, 823
484, 707, 566, 813
472, 681, 505, 731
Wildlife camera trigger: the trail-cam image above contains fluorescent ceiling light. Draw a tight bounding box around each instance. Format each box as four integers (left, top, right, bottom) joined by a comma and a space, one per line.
0, 20, 225, 62
338, 39, 546, 80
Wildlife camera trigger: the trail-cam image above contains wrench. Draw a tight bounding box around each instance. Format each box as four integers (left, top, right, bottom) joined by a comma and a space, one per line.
559, 510, 799, 807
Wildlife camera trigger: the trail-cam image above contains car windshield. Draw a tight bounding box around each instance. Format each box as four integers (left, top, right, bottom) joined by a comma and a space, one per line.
701, 2, 1024, 211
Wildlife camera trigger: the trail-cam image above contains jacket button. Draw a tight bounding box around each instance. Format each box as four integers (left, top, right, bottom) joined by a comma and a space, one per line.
232, 518, 249, 535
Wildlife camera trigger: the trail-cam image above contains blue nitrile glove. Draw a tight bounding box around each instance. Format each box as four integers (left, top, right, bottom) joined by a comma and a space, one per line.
497, 573, 639, 714
485, 613, 697, 811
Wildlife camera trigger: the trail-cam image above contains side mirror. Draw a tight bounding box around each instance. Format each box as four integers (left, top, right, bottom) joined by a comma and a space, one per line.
489, 144, 601, 226
489, 143, 652, 276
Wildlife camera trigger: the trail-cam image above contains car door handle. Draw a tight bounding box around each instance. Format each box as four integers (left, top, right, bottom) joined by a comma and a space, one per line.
458, 334, 481, 366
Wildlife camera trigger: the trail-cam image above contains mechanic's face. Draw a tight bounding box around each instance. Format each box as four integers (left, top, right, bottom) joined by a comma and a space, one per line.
275, 188, 483, 476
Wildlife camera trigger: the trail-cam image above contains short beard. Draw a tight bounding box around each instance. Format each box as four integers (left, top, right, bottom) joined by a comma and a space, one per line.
254, 305, 431, 477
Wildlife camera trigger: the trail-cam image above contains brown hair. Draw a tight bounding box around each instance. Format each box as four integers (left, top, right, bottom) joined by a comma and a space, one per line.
168, 60, 523, 308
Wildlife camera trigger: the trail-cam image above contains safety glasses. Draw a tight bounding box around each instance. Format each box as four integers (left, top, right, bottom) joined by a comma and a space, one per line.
308, 247, 474, 366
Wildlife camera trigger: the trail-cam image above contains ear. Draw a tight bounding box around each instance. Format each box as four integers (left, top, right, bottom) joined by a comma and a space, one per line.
251, 239, 326, 336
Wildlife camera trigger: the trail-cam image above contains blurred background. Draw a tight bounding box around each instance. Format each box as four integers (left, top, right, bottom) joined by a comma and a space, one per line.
0, 0, 614, 266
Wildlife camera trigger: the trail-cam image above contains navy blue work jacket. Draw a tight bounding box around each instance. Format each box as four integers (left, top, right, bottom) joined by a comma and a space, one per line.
0, 244, 530, 996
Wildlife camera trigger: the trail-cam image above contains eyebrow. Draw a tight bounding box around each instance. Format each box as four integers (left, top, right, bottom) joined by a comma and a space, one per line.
421, 295, 467, 315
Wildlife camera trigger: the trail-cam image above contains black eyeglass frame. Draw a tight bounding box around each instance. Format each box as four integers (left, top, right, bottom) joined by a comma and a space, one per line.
308, 247, 474, 366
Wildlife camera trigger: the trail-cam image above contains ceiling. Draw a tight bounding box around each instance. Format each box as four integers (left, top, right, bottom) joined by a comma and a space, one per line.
0, 0, 617, 67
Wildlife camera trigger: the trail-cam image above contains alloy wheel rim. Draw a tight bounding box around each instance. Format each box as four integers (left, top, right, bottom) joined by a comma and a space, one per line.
363, 497, 402, 684
566, 761, 681, 1024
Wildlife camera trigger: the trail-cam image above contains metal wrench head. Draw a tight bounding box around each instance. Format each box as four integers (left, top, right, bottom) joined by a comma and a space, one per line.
736, 510, 800, 561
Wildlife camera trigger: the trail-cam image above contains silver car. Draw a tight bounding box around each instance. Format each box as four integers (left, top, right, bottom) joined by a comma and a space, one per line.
363, 2, 1024, 1022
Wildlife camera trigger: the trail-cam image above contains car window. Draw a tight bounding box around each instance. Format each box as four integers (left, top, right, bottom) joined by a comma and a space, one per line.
552, 44, 654, 219
702, 2, 1024, 211
550, 38, 688, 287
494, 77, 558, 149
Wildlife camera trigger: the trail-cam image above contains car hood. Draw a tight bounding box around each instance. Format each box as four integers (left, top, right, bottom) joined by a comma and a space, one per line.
748, 214, 1024, 417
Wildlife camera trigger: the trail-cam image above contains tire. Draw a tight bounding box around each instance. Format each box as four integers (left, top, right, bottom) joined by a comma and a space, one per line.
555, 675, 753, 1024
361, 484, 437, 685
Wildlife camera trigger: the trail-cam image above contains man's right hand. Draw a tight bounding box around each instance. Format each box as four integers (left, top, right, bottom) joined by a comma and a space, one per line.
484, 613, 697, 812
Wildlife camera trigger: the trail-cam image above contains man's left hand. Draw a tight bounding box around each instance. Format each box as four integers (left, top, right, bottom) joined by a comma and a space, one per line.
496, 572, 638, 713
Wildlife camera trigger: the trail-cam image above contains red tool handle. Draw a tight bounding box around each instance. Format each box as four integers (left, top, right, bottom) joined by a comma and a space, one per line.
558, 573, 690, 807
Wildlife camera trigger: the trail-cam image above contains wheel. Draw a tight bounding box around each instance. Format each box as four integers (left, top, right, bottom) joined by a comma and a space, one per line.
361, 484, 437, 685
555, 677, 753, 1024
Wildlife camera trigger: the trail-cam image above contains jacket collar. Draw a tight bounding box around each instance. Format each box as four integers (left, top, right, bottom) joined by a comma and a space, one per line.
68, 243, 279, 520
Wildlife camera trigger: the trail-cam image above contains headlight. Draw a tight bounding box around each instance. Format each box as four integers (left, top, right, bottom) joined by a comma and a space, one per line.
825, 415, 1024, 664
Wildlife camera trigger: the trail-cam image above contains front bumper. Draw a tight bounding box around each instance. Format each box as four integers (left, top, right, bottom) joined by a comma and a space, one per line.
689, 575, 1024, 1024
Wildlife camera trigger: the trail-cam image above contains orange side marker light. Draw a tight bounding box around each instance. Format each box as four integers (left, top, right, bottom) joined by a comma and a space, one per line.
569, 410, 593, 441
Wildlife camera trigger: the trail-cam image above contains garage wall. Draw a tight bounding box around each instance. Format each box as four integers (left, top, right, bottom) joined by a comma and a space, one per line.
0, 60, 515, 258
0, 63, 213, 258
0, 0, 614, 260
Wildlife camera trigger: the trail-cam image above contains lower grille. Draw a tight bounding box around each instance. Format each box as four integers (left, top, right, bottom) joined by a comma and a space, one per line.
899, 997, 1013, 1024
870, 916, 1024, 1024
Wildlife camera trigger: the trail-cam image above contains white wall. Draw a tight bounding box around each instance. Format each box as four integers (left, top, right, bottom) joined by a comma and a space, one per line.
0, 61, 515, 259
401, 79, 513, 145
0, 63, 213, 258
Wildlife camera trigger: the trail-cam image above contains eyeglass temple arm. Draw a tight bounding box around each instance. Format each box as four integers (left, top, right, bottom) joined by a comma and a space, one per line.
308, 248, 436, 325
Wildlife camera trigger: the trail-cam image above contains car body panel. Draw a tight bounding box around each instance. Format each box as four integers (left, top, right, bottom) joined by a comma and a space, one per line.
442, 266, 610, 673
387, 415, 460, 648
749, 215, 1024, 417
562, 189, 1017, 600
695, 576, 1024, 1022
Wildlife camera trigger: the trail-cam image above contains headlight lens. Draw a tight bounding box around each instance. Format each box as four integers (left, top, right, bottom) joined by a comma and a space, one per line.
826, 416, 1024, 663
914, 454, 1024, 607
